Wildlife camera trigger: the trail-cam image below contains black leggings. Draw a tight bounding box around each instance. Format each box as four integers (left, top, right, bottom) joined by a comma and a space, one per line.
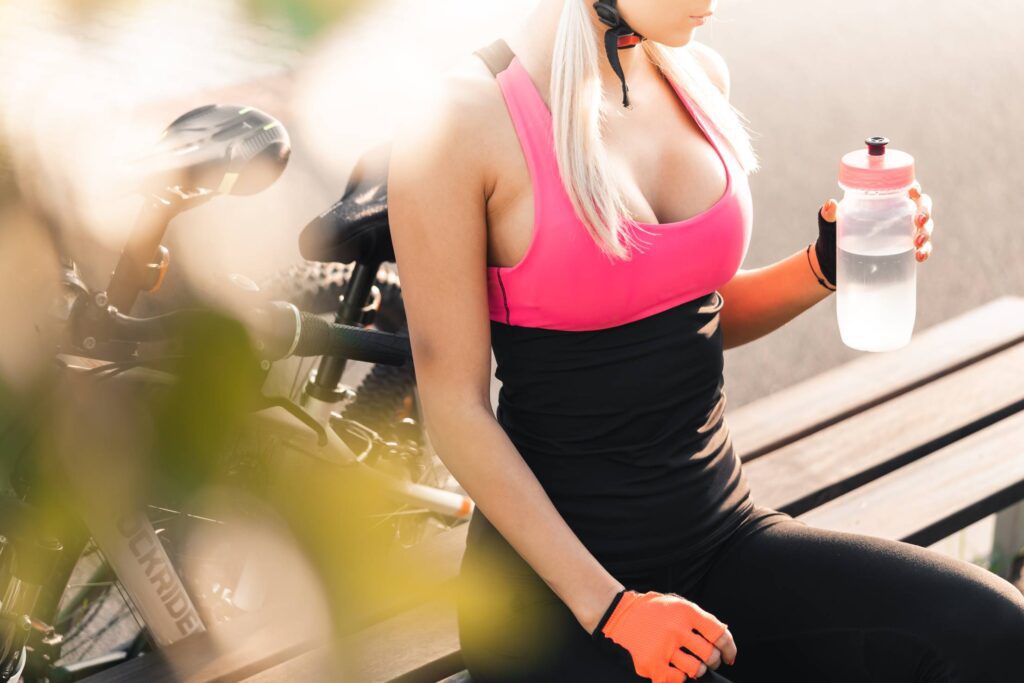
456, 514, 1024, 682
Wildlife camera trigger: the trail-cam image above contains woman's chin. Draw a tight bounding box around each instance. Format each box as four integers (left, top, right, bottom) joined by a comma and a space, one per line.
653, 27, 697, 48
661, 33, 695, 48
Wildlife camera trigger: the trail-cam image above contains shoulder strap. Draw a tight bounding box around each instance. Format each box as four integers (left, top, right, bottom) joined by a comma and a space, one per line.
473, 38, 515, 78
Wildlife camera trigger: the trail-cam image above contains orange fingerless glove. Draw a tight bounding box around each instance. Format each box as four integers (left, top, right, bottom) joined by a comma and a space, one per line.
591, 589, 727, 683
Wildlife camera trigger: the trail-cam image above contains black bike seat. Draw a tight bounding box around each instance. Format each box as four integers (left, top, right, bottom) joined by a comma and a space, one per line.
298, 40, 515, 267
299, 142, 394, 265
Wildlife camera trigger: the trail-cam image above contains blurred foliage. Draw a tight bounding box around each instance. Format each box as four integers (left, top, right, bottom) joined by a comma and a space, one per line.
0, 308, 263, 526
0, 378, 51, 497
151, 313, 265, 497
45, 0, 139, 23
243, 0, 371, 41
0, 0, 398, 632
44, 0, 371, 43
0, 294, 397, 638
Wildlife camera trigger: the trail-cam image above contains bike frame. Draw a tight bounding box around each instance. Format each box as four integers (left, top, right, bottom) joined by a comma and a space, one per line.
50, 195, 213, 648
48, 380, 463, 650
76, 509, 205, 647
9, 179, 473, 674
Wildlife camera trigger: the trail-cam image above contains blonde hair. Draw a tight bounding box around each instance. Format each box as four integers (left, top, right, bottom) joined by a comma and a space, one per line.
551, 0, 761, 261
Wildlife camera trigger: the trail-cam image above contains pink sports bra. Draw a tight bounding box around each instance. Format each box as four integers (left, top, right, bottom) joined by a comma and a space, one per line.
485, 53, 753, 332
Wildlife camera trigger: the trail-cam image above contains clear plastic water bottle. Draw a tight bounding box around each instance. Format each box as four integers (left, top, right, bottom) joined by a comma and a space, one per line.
836, 136, 917, 352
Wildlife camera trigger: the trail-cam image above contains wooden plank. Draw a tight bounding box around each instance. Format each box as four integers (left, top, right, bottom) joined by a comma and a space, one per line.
728, 296, 1024, 461
348, 595, 463, 683
83, 609, 324, 683
744, 342, 1024, 516
367, 524, 469, 622
241, 648, 340, 682
438, 673, 473, 683
391, 653, 466, 683
799, 409, 1024, 546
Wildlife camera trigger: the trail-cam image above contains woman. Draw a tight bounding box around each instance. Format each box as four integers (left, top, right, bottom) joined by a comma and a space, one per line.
388, 1, 1022, 681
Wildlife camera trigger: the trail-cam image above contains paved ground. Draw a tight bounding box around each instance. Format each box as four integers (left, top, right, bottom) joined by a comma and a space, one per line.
694, 0, 1024, 408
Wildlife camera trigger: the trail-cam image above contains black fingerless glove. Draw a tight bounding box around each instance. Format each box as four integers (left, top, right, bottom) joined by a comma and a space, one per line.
814, 207, 837, 288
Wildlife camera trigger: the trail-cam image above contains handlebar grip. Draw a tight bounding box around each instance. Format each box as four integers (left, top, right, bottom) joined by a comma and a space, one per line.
292, 312, 411, 366
100, 303, 411, 367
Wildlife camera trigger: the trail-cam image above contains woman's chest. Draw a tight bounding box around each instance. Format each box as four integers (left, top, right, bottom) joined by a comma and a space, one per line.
484, 92, 730, 272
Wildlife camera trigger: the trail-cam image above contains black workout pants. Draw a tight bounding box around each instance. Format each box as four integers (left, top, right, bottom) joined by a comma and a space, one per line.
456, 516, 1024, 682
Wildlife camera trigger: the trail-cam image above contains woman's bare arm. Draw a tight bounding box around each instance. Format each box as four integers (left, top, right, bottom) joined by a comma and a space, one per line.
717, 249, 833, 350
387, 73, 623, 633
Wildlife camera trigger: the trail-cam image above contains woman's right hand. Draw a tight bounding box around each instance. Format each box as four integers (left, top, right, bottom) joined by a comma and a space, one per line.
591, 589, 736, 682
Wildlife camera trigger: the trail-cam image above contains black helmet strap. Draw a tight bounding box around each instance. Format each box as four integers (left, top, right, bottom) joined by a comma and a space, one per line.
592, 0, 646, 109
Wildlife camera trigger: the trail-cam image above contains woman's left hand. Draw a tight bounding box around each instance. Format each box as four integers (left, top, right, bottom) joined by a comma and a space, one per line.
821, 181, 935, 262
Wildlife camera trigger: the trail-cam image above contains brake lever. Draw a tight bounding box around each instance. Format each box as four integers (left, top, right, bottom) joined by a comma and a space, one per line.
254, 395, 328, 447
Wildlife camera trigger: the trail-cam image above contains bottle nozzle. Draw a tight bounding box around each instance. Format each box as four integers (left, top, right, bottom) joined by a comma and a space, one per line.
866, 136, 889, 156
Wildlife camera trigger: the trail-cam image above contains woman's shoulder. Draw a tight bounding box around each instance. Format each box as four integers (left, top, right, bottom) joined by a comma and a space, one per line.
390, 52, 510, 196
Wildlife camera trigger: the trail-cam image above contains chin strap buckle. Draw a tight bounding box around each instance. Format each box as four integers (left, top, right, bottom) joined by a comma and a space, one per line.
593, 1, 646, 109
616, 34, 642, 49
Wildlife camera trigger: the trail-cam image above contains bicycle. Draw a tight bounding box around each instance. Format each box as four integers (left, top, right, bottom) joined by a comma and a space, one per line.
0, 106, 469, 681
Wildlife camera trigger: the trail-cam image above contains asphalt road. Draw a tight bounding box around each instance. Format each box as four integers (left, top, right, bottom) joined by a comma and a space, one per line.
698, 0, 1024, 407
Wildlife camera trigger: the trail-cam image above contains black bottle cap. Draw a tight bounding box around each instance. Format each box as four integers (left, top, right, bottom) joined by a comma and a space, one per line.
865, 136, 889, 156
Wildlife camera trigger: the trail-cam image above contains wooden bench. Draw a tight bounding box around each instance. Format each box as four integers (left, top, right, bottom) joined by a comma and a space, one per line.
85, 295, 1024, 682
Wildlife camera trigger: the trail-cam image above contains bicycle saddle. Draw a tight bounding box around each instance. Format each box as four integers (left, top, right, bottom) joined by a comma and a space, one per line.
297, 40, 514, 266
299, 141, 394, 265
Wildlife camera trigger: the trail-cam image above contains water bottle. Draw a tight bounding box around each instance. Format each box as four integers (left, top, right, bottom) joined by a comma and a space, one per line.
836, 136, 917, 352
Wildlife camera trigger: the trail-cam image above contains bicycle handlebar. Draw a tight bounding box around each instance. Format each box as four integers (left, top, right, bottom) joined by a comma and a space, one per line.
104, 303, 411, 366
287, 309, 410, 364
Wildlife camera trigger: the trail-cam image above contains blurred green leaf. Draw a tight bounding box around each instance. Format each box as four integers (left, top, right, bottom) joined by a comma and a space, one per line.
244, 0, 371, 41
153, 312, 264, 498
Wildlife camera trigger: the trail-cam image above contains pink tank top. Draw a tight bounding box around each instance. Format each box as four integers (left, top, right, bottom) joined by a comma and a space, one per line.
486, 55, 753, 331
